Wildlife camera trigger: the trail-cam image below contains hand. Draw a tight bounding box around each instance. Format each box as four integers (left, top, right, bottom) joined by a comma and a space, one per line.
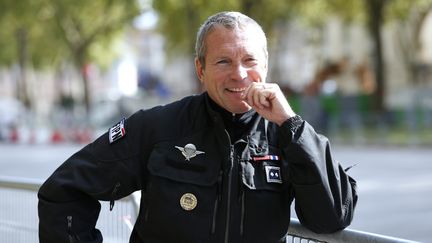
242, 83, 296, 126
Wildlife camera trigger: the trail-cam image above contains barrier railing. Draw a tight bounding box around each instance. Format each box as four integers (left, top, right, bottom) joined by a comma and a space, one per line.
0, 176, 420, 243
0, 176, 138, 243
286, 218, 419, 243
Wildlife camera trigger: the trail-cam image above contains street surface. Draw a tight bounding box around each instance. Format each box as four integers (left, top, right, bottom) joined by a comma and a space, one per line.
0, 144, 431, 242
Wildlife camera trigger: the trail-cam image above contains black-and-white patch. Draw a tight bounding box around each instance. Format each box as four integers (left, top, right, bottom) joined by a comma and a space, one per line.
109, 118, 126, 143
265, 166, 282, 183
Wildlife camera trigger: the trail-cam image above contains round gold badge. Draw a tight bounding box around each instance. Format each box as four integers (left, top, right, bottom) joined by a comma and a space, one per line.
180, 193, 197, 211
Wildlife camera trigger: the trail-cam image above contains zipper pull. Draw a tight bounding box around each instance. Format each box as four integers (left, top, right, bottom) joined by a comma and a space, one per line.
110, 183, 121, 211
217, 170, 223, 201
67, 215, 72, 229
67, 216, 80, 243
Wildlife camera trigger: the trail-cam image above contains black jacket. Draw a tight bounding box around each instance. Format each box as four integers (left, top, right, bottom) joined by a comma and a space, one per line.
38, 92, 357, 243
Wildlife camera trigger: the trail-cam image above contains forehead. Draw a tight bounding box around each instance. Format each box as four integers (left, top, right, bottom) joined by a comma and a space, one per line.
205, 25, 266, 56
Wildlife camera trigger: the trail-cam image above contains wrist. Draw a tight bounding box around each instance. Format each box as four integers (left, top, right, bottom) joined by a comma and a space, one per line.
279, 114, 302, 128
276, 111, 296, 126
278, 115, 303, 146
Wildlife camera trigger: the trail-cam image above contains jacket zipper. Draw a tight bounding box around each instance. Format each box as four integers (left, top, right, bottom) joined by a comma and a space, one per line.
67, 216, 80, 243
239, 189, 245, 236
224, 141, 234, 243
211, 170, 224, 234
240, 136, 251, 237
110, 182, 121, 211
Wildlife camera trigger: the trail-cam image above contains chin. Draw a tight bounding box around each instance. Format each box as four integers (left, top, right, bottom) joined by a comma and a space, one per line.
230, 105, 252, 114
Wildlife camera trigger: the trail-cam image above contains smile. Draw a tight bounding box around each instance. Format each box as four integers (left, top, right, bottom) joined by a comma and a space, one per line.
227, 87, 246, 92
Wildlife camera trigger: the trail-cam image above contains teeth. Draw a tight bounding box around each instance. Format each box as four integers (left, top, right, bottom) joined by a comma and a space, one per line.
228, 87, 246, 92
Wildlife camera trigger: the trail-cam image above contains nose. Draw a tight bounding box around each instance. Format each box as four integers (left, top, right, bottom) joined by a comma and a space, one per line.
231, 63, 249, 81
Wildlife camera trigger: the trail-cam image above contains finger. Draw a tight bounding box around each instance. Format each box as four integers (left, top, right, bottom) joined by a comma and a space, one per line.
241, 84, 252, 100
259, 91, 270, 108
253, 86, 265, 109
264, 86, 277, 103
245, 83, 257, 107
242, 83, 255, 106
251, 84, 265, 108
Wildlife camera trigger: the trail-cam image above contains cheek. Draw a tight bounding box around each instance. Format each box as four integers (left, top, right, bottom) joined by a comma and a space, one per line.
206, 72, 225, 88
258, 66, 268, 81
248, 68, 266, 82
203, 77, 221, 94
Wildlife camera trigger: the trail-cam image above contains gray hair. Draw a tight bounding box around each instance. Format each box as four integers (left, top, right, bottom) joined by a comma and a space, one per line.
195, 11, 268, 67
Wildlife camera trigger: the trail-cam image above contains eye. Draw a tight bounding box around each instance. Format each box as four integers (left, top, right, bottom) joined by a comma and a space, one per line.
216, 59, 230, 65
244, 57, 258, 66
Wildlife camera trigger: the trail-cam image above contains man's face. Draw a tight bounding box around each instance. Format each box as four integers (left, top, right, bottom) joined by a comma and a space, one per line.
195, 25, 268, 114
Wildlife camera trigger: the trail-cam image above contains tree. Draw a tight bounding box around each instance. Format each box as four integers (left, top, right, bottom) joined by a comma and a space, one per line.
47, 0, 141, 114
0, 0, 52, 108
299, 0, 432, 112
0, 0, 142, 114
388, 0, 432, 86
359, 0, 432, 112
364, 0, 388, 112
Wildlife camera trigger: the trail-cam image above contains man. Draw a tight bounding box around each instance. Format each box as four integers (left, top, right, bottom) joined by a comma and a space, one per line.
38, 11, 357, 243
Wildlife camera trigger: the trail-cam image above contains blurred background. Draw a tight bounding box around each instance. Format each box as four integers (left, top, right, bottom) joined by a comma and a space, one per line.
0, 0, 431, 242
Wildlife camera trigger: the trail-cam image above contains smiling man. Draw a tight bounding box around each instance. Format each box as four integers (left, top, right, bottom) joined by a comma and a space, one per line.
195, 13, 294, 122
38, 11, 357, 243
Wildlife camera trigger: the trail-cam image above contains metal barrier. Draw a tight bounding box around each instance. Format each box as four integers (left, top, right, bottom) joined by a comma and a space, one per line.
0, 176, 138, 243
286, 218, 419, 243
0, 176, 420, 243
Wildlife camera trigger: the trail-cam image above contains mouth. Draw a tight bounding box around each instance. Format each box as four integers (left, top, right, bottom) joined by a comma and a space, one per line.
226, 87, 247, 93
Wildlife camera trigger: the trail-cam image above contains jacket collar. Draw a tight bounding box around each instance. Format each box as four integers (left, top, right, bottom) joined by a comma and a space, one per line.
203, 92, 269, 156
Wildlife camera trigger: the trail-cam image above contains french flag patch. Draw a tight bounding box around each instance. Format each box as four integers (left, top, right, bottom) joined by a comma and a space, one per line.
109, 118, 126, 143
252, 155, 279, 161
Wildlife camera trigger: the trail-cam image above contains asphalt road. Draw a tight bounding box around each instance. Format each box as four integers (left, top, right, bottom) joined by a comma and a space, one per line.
0, 144, 431, 242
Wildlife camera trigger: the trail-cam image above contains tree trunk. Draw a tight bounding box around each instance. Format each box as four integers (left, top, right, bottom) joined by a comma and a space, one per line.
75, 50, 91, 116
16, 27, 31, 109
365, 0, 387, 113
185, 1, 201, 94
80, 63, 91, 115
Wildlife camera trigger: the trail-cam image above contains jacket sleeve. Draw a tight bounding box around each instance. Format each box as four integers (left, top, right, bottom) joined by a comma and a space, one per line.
279, 115, 358, 233
38, 110, 151, 243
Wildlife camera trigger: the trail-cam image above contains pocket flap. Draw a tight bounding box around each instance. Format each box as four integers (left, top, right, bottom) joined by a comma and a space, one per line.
147, 141, 220, 186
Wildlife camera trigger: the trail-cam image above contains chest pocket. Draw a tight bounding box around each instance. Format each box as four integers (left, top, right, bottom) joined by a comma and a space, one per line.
239, 146, 291, 240
148, 142, 219, 185
142, 140, 221, 242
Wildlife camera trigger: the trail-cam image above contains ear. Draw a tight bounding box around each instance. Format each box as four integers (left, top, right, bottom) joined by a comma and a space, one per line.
194, 57, 204, 83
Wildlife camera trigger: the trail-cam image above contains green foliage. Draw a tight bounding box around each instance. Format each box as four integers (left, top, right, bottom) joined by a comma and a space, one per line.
385, 0, 432, 21
0, 0, 141, 69
296, 0, 366, 27
153, 0, 431, 57
49, 0, 141, 66
0, 0, 51, 66
153, 0, 302, 56
153, 0, 237, 55
0, 0, 142, 113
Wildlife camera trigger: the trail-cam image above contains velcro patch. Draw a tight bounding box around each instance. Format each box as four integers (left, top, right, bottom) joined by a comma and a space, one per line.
265, 166, 282, 184
109, 118, 126, 143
